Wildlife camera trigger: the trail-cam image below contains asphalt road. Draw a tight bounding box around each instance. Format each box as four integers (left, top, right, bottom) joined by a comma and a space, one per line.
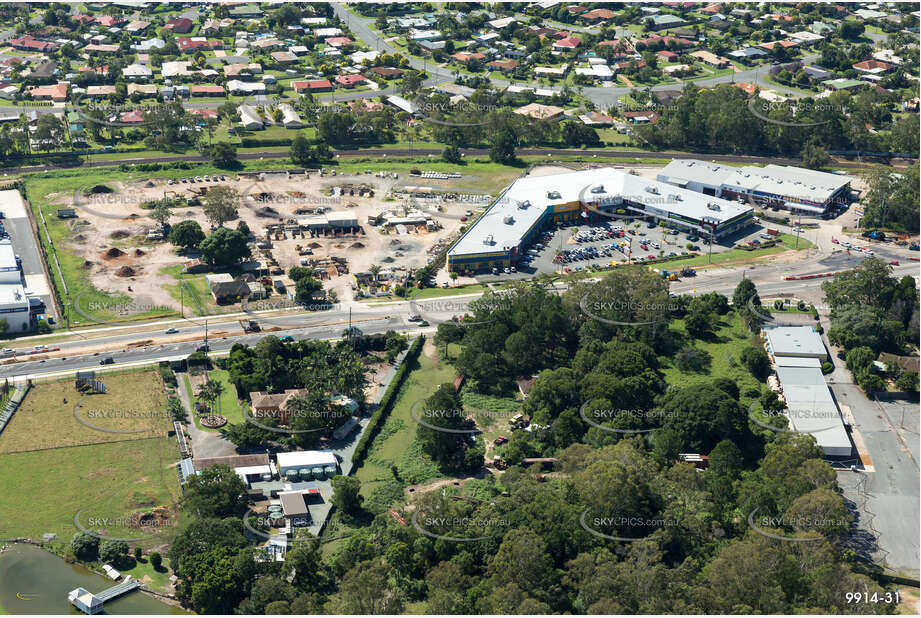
0, 146, 886, 176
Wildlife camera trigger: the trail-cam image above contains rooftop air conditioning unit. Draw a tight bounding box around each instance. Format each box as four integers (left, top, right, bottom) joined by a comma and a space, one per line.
547, 191, 561, 199
644, 186, 659, 194
484, 234, 494, 245
519, 200, 530, 208
591, 184, 605, 193
707, 203, 721, 211
503, 215, 514, 224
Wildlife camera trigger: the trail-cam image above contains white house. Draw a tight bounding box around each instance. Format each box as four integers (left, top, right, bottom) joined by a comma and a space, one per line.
238, 104, 263, 130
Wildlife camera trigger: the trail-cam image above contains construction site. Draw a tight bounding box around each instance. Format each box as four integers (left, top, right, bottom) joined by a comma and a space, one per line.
51, 169, 483, 313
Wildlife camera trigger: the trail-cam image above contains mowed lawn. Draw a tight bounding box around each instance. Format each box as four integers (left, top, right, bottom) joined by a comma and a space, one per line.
0, 370, 169, 454
660, 311, 766, 409
0, 436, 180, 544
354, 346, 455, 510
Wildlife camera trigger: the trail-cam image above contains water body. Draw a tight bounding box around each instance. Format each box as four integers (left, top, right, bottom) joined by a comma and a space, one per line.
0, 544, 186, 615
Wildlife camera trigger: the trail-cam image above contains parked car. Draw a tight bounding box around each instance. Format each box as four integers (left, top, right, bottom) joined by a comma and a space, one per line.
889, 260, 900, 266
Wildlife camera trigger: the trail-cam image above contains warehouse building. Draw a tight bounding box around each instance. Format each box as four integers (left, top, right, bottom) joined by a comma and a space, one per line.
768, 351, 852, 457
657, 159, 853, 215
446, 167, 753, 272
763, 325, 828, 360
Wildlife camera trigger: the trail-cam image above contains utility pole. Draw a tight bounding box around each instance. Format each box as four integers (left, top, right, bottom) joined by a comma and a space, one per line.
204, 318, 208, 349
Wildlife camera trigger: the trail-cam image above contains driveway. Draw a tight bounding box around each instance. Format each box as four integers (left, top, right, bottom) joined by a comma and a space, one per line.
175, 370, 238, 459
833, 381, 920, 576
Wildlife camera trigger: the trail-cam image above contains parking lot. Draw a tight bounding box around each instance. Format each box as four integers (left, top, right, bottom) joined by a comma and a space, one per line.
508, 218, 781, 277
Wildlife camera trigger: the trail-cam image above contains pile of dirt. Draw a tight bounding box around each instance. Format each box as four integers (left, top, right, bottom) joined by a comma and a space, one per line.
127, 213, 139, 219
256, 206, 279, 217
389, 239, 402, 246
350, 242, 365, 249
72, 234, 86, 242
81, 260, 94, 269
85, 184, 113, 195
145, 181, 155, 188
309, 242, 322, 249
381, 256, 395, 263
102, 247, 125, 259
134, 248, 145, 257
115, 265, 136, 277
109, 230, 130, 239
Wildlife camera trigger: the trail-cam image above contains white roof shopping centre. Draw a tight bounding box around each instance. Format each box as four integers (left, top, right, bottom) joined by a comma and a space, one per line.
658, 159, 853, 209
449, 167, 752, 260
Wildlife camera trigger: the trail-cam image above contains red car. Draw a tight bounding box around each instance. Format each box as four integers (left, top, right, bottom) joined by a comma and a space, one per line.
494, 436, 508, 445
889, 260, 900, 266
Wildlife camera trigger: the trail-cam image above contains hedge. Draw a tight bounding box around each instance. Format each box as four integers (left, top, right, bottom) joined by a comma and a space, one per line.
351, 335, 424, 467
241, 138, 293, 148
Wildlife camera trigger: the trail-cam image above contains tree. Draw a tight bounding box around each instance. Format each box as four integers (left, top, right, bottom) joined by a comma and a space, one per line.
150, 201, 172, 228
202, 185, 240, 227
442, 145, 462, 163
210, 141, 238, 168
150, 551, 163, 570
290, 133, 315, 165
330, 475, 363, 517
294, 276, 323, 304
334, 559, 404, 614
71, 532, 99, 561
490, 128, 518, 164
844, 346, 875, 374
99, 540, 129, 564
180, 464, 247, 518
801, 142, 831, 170
896, 371, 919, 394
838, 20, 865, 40
659, 383, 750, 453
674, 346, 711, 372
134, 546, 142, 561
200, 227, 251, 266
168, 220, 205, 250
416, 383, 478, 471
741, 346, 771, 380
684, 298, 714, 339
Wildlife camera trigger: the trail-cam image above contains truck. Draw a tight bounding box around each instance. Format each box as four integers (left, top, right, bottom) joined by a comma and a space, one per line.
864, 230, 886, 241
239, 320, 260, 333
680, 268, 696, 277
766, 228, 779, 236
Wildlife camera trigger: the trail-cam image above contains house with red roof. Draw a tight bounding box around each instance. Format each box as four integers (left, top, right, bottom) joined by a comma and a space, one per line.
95, 15, 125, 28
165, 18, 194, 33
636, 34, 694, 48
119, 110, 146, 124
335, 74, 369, 88
758, 40, 798, 51
189, 108, 219, 120
657, 50, 678, 62
580, 8, 616, 22
28, 83, 68, 102
553, 36, 582, 50
700, 2, 722, 14
369, 66, 404, 79
190, 85, 226, 97
450, 52, 486, 63
177, 37, 222, 52
9, 35, 56, 52
293, 79, 333, 93
853, 59, 895, 74
325, 37, 353, 47
488, 59, 519, 72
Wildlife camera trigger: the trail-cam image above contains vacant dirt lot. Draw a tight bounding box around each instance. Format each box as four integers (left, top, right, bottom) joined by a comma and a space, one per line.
51, 170, 484, 309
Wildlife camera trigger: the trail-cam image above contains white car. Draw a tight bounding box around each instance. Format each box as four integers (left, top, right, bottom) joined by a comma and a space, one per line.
165, 328, 179, 334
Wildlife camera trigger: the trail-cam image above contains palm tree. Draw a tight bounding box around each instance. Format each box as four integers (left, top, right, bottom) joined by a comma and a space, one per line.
368, 264, 381, 283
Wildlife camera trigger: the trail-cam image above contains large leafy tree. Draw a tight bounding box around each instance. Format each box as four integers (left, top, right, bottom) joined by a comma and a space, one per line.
200, 227, 251, 266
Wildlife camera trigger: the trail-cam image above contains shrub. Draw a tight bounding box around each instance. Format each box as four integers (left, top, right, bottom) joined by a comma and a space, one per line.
740, 346, 771, 381
821, 361, 834, 374
674, 346, 711, 372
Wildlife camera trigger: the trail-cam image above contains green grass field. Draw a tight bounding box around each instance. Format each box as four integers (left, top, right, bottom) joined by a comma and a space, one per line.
120, 554, 174, 593
660, 312, 765, 410
209, 369, 247, 425
0, 436, 180, 544
0, 370, 168, 454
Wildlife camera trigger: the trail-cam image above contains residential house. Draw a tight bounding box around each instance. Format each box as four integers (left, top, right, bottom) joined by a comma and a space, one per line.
124, 20, 151, 34
28, 83, 68, 102
657, 50, 678, 62
87, 85, 116, 97
165, 18, 194, 33
580, 8, 616, 22
238, 104, 264, 130
553, 36, 582, 50
623, 110, 660, 123
802, 65, 832, 81
122, 63, 153, 81
278, 103, 304, 128
249, 389, 309, 425
178, 37, 220, 52
134, 37, 165, 52
729, 47, 767, 62
488, 59, 518, 72
649, 14, 685, 30
271, 51, 298, 63
514, 102, 564, 120
369, 66, 404, 79
293, 79, 333, 93
335, 74, 368, 88
206, 273, 252, 302
189, 85, 225, 97
9, 35, 56, 52
690, 50, 729, 67
226, 80, 266, 95
853, 59, 894, 75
